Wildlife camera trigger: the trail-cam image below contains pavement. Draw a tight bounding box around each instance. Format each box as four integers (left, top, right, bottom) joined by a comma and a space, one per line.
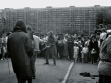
0, 58, 71, 83
0, 58, 99, 83
67, 63, 99, 83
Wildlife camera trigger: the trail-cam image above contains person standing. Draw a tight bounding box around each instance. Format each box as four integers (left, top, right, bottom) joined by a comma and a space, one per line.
77, 36, 82, 62
31, 31, 43, 79
81, 44, 89, 63
100, 28, 106, 45
89, 35, 99, 64
68, 34, 74, 61
26, 26, 34, 79
98, 30, 111, 83
7, 20, 33, 83
57, 34, 64, 59
63, 34, 69, 59
1, 33, 7, 60
39, 34, 46, 58
0, 36, 2, 59
44, 31, 57, 65
73, 42, 79, 63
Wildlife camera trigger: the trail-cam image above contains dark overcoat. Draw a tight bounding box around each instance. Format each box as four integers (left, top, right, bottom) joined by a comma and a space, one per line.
7, 30, 33, 79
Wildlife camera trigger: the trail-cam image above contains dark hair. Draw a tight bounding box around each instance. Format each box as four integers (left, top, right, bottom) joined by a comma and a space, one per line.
78, 36, 81, 40
13, 19, 27, 33
101, 28, 106, 32
97, 32, 100, 35
26, 25, 32, 31
26, 25, 34, 40
7, 32, 12, 36
91, 34, 97, 41
48, 31, 54, 38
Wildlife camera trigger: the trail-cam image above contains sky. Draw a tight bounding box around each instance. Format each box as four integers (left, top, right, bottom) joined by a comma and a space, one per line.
0, 0, 111, 9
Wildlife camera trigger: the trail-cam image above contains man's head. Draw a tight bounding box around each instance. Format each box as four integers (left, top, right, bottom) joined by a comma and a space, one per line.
14, 19, 27, 33
26, 25, 33, 32
48, 31, 53, 37
101, 28, 106, 32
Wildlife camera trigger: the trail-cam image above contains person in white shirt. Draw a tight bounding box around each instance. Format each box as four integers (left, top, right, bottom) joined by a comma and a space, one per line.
1, 33, 7, 60
32, 34, 43, 78
33, 34, 43, 54
81, 44, 89, 63
100, 28, 106, 45
27, 26, 43, 79
73, 42, 79, 63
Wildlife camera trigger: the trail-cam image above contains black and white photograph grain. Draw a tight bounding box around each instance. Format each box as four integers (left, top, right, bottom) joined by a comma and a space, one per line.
0, 0, 111, 83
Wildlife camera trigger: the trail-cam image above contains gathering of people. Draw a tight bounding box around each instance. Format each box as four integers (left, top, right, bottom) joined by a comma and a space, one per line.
0, 19, 111, 83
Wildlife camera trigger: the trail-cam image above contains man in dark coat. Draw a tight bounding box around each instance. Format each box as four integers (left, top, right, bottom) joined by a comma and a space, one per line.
67, 35, 74, 61
7, 20, 33, 83
89, 35, 99, 64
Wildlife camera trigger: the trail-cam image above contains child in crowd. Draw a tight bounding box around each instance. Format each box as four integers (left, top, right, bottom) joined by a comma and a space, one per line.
81, 44, 89, 63
73, 42, 79, 63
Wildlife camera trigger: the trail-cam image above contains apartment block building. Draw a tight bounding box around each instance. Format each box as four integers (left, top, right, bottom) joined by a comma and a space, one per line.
1, 5, 108, 35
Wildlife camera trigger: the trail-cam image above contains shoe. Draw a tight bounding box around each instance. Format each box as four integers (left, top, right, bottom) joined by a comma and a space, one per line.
85, 73, 90, 77
44, 63, 49, 65
80, 73, 84, 76
83, 72, 90, 77
95, 81, 99, 83
53, 64, 56, 66
1, 59, 3, 60
91, 75, 95, 79
71, 60, 73, 62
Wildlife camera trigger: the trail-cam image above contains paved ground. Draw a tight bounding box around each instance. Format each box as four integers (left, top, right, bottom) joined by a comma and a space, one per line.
0, 58, 99, 83
67, 63, 99, 83
0, 58, 71, 83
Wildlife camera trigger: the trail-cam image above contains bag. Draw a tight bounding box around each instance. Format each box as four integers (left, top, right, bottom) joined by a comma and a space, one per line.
91, 49, 97, 54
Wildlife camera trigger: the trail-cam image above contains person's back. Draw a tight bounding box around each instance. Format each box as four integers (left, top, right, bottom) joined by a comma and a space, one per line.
8, 31, 33, 76
8, 32, 29, 61
7, 20, 33, 83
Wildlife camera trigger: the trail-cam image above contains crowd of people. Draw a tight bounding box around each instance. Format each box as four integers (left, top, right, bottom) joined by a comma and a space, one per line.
36, 30, 100, 64
0, 26, 101, 64
0, 32, 10, 60
0, 19, 111, 83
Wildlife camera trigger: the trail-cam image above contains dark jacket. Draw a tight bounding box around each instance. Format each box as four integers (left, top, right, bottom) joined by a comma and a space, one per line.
68, 37, 74, 49
89, 40, 99, 53
7, 29, 33, 79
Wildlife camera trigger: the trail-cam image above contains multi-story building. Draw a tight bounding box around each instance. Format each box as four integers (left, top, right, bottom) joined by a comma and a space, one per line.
1, 5, 109, 35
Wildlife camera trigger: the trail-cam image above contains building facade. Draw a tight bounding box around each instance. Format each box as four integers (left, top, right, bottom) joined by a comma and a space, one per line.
1, 5, 108, 35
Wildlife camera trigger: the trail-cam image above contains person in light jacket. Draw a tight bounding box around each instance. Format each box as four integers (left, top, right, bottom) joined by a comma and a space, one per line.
98, 30, 111, 83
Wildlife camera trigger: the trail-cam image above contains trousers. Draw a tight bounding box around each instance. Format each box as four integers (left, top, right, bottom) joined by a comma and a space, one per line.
30, 51, 38, 77
45, 46, 57, 65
